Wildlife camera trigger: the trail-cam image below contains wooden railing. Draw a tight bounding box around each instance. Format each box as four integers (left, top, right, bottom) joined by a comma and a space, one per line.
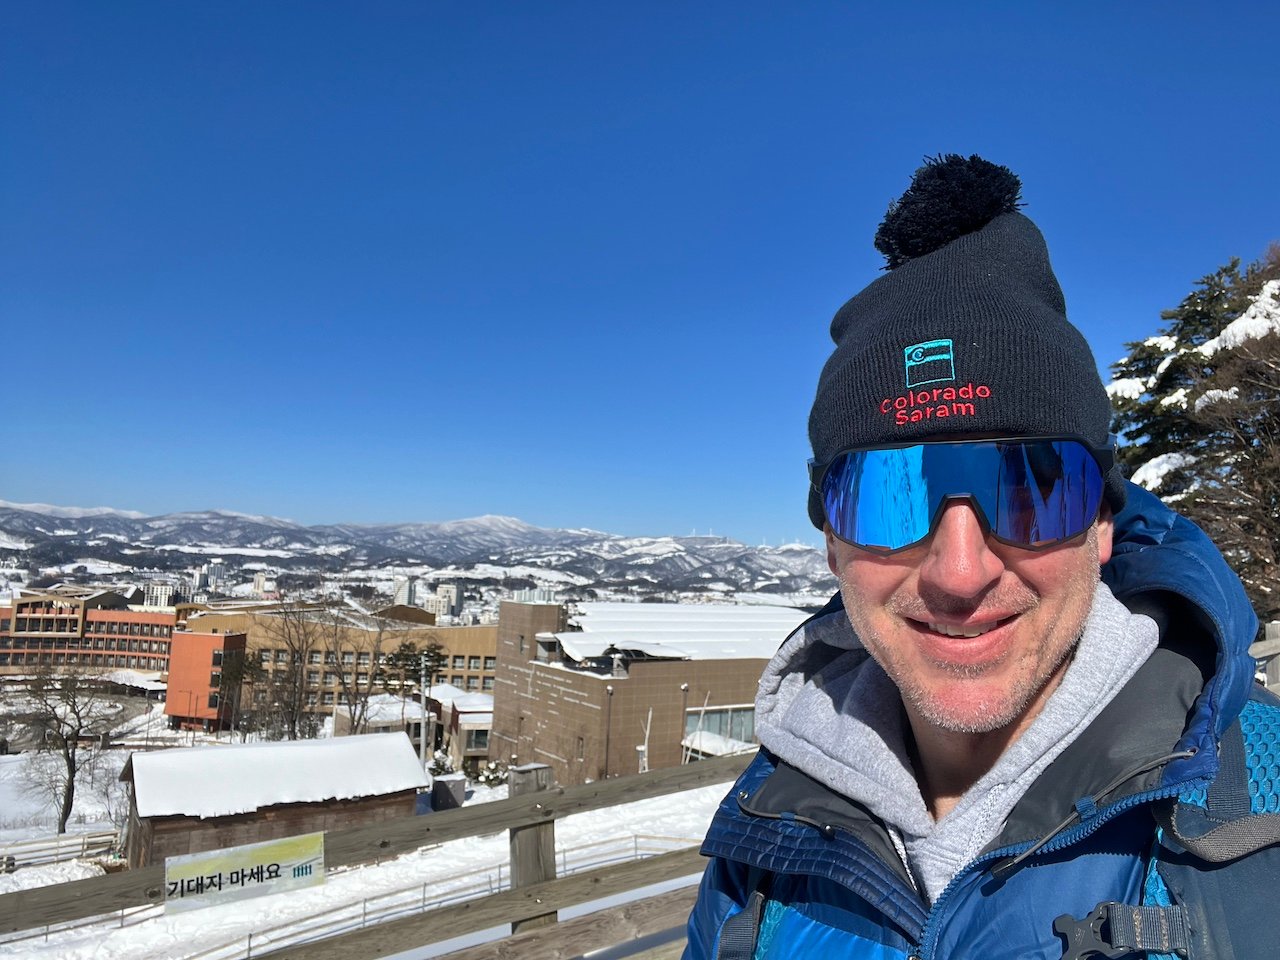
0, 753, 752, 959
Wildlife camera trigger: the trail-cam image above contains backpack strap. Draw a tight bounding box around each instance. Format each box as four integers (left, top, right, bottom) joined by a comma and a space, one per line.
715, 866, 771, 960
1156, 714, 1280, 862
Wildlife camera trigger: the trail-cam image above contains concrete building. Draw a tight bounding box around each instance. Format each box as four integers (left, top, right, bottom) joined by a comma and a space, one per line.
490, 601, 809, 786
393, 577, 418, 607
424, 583, 464, 620
143, 581, 178, 608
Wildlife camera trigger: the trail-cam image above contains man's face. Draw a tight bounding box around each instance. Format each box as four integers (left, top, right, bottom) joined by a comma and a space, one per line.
826, 499, 1113, 736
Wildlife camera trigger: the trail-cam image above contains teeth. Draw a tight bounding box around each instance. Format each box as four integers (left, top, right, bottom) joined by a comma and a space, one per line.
928, 622, 994, 639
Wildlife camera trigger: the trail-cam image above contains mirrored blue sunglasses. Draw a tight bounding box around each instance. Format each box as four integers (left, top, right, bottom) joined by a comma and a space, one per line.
810, 437, 1113, 553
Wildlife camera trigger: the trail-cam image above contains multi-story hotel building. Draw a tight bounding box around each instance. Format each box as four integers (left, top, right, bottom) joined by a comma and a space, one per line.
0, 587, 177, 673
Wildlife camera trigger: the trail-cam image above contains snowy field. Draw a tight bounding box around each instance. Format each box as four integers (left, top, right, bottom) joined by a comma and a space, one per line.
0, 780, 727, 959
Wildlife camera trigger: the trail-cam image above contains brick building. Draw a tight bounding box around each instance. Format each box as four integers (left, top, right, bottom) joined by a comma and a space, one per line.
164, 628, 248, 731
0, 587, 177, 673
491, 601, 809, 786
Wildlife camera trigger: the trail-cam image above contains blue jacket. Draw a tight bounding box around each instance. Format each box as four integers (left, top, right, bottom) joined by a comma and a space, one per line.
685, 484, 1276, 959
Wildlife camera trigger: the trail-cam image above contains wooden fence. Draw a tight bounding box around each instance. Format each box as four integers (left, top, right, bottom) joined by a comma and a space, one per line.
0, 753, 752, 958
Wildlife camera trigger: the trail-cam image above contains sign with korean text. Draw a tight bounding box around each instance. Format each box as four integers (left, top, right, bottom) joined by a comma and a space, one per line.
164, 831, 325, 912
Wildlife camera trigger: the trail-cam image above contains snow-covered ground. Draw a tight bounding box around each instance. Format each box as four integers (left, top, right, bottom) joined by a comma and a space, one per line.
0, 778, 727, 959
0, 696, 730, 959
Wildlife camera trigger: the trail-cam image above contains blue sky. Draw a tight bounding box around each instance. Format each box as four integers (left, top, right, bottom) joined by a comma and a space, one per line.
3, 3, 1278, 545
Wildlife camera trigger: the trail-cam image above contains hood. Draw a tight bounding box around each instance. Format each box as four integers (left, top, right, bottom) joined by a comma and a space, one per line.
1102, 481, 1258, 784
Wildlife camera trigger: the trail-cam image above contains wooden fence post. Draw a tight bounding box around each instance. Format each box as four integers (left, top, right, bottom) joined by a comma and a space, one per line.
508, 763, 556, 933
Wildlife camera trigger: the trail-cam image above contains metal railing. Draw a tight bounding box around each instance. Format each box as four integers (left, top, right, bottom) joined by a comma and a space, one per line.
0, 834, 700, 959
0, 830, 119, 871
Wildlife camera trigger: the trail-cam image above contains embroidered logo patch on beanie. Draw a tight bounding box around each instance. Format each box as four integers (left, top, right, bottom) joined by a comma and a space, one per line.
878, 338, 994, 426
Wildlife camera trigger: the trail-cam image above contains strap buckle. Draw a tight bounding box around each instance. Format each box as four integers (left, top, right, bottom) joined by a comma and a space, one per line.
1053, 904, 1131, 959
1054, 902, 1191, 959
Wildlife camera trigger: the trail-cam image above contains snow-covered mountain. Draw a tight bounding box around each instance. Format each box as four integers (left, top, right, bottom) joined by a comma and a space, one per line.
0, 504, 834, 596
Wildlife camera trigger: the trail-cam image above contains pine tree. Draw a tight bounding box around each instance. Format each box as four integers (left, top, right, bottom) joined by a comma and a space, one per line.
1110, 247, 1280, 628
1108, 259, 1249, 486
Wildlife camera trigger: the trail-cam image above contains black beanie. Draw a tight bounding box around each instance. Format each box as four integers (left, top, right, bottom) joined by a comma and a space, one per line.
807, 155, 1124, 530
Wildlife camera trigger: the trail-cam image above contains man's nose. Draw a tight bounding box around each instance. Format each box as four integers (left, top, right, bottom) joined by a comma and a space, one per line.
917, 500, 1006, 599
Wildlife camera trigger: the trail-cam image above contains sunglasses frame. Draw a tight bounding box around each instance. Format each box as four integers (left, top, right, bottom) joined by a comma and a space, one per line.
809, 435, 1117, 554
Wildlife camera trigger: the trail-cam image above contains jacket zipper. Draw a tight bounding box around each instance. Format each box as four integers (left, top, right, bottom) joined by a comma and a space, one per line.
914, 779, 1198, 960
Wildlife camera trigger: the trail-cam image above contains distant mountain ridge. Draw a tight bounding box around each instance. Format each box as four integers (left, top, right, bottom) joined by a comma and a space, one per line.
0, 503, 835, 597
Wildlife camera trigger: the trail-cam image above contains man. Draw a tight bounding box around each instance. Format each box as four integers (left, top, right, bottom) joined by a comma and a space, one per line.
684, 156, 1277, 960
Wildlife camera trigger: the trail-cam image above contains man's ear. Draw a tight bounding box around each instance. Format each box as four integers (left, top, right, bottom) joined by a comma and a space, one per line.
1096, 503, 1115, 565
824, 525, 841, 577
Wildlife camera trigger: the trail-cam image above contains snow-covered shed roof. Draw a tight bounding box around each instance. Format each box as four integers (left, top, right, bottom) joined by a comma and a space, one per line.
550, 601, 808, 662
122, 733, 429, 819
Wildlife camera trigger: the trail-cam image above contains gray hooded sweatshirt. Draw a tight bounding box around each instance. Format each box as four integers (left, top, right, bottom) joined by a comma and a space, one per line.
754, 582, 1157, 903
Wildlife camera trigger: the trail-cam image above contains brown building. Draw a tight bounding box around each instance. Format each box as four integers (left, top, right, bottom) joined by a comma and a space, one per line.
120, 733, 427, 867
186, 607, 499, 712
491, 601, 808, 786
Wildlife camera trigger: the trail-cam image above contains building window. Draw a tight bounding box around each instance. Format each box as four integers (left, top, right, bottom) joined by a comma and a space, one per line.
342, 651, 355, 665
483, 656, 496, 671
208, 692, 221, 709
684, 705, 756, 752
466, 676, 480, 691
357, 652, 371, 666
577, 736, 585, 760
464, 729, 489, 752
309, 651, 322, 664
451, 675, 464, 686
210, 672, 222, 689
468, 656, 481, 671
452, 655, 465, 669
482, 676, 494, 691
307, 671, 320, 685
212, 649, 223, 666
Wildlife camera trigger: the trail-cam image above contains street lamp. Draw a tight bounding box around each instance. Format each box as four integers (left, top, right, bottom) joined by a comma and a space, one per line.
419, 652, 429, 768
604, 684, 614, 779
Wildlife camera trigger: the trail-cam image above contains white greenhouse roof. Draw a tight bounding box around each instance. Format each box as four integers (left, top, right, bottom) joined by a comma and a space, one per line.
550, 601, 809, 662
124, 733, 429, 819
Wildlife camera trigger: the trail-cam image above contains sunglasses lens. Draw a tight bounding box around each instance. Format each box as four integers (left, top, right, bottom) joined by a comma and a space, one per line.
820, 441, 1104, 551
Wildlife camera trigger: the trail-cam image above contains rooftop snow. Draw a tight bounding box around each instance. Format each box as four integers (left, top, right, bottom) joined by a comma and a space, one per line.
550, 601, 808, 661
124, 733, 428, 819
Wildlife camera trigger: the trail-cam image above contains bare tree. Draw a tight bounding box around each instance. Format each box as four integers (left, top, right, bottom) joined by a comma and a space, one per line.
324, 609, 395, 736
251, 604, 324, 740
17, 666, 116, 833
